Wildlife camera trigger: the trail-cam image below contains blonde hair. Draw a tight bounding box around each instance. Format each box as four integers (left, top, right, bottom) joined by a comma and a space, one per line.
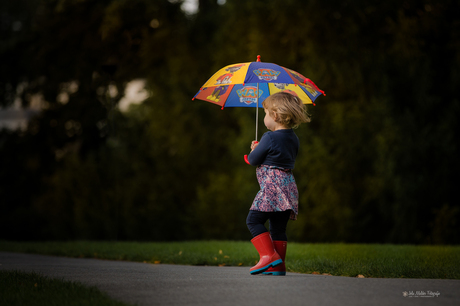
262, 92, 311, 128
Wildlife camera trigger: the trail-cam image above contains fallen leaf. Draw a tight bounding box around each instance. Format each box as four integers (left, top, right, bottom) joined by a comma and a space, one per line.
154, 261, 161, 264
238, 263, 243, 266
312, 272, 320, 275
357, 274, 365, 278
322, 273, 331, 276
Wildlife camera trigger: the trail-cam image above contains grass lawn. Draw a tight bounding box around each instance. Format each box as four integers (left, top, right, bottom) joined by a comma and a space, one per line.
1, 240, 459, 279
0, 270, 132, 306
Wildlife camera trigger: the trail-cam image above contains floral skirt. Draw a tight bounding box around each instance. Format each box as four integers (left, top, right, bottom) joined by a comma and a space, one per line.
250, 165, 299, 220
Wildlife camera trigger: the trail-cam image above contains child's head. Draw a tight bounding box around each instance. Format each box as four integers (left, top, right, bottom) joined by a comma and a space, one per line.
262, 92, 311, 128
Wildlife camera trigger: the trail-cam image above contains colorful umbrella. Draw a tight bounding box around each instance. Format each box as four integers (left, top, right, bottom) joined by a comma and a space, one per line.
192, 55, 325, 141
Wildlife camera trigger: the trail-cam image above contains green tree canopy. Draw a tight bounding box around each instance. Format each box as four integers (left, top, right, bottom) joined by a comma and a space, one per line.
1, 0, 459, 244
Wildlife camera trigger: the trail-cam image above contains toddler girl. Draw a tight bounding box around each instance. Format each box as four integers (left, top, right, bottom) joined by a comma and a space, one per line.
246, 91, 310, 275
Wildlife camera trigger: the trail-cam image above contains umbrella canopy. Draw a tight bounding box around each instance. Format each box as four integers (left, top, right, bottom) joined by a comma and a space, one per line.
192, 55, 325, 109
193, 56, 325, 145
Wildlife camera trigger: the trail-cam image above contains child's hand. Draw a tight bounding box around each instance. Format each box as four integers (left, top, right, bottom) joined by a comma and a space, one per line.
250, 141, 259, 152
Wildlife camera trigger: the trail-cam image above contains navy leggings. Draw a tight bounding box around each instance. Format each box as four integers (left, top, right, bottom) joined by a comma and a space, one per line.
246, 210, 292, 241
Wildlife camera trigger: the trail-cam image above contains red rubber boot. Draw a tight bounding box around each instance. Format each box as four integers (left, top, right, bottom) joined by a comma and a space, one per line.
263, 241, 287, 276
250, 232, 282, 275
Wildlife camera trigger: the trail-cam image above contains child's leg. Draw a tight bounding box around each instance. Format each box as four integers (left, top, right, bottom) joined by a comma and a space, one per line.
246, 210, 269, 237
246, 210, 282, 274
263, 210, 291, 276
268, 210, 292, 241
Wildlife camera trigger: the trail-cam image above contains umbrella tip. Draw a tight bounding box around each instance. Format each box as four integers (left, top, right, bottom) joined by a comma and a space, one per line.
257, 55, 261, 62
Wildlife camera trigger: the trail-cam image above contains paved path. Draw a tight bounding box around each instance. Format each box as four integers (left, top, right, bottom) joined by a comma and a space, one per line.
1, 252, 459, 306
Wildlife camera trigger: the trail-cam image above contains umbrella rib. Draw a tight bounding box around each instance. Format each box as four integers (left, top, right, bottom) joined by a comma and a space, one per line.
221, 99, 227, 110
305, 78, 326, 96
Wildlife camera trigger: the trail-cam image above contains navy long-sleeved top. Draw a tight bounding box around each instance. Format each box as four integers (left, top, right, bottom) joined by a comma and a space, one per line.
248, 129, 299, 169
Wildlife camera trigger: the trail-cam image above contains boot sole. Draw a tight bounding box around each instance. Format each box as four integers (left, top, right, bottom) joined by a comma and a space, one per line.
262, 271, 286, 276
250, 259, 283, 275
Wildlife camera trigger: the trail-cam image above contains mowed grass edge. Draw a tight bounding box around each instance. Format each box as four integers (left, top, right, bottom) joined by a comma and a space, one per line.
1, 241, 459, 279
0, 270, 133, 306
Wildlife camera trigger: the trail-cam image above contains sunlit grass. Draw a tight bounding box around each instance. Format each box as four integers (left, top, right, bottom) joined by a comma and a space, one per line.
1, 241, 459, 279
0, 270, 132, 306
287, 243, 460, 279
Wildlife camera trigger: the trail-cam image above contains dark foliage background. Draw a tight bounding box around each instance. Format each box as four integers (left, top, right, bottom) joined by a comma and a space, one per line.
1, 0, 459, 244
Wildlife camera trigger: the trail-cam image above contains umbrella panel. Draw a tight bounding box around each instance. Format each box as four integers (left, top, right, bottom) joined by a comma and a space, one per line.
201, 62, 302, 88
194, 83, 315, 109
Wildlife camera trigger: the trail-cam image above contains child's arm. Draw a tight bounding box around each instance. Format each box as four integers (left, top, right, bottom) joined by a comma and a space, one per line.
247, 134, 270, 166
244, 141, 259, 164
